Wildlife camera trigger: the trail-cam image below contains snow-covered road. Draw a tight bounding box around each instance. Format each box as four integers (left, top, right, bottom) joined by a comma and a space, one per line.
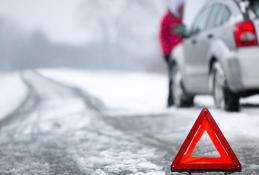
0, 70, 258, 174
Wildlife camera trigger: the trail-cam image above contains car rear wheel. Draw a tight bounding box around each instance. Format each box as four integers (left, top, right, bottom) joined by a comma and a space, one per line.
171, 65, 194, 107
212, 62, 240, 112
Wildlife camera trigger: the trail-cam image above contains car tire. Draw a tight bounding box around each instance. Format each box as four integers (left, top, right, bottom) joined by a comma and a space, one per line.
212, 62, 240, 112
171, 65, 194, 107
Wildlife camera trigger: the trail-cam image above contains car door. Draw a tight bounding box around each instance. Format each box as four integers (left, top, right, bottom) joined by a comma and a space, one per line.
183, 4, 221, 94
182, 5, 211, 93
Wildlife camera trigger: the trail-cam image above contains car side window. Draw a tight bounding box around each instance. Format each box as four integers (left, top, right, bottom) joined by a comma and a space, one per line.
191, 5, 212, 34
219, 6, 231, 25
206, 4, 222, 30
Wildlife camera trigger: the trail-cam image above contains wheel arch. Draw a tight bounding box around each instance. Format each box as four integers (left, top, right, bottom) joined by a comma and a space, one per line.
209, 56, 218, 74
208, 39, 229, 73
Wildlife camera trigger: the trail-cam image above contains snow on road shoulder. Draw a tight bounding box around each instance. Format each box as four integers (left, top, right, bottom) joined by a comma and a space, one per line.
41, 69, 168, 113
0, 72, 27, 120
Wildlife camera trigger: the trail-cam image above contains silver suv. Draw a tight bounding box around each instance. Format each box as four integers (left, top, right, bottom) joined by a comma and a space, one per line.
170, 0, 259, 111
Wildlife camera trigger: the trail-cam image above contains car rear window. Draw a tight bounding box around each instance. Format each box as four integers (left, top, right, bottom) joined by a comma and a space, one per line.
250, 0, 259, 17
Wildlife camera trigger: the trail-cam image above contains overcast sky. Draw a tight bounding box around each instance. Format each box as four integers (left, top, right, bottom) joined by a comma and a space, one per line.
0, 0, 88, 44
0, 0, 207, 45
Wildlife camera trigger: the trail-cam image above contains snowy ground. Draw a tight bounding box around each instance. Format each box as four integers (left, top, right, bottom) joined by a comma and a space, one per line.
42, 69, 259, 174
42, 69, 168, 112
42, 69, 259, 140
0, 72, 27, 120
0, 69, 258, 174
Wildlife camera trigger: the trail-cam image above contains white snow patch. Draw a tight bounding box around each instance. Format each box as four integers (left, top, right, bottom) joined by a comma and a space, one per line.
41, 69, 168, 112
136, 162, 160, 170
69, 116, 165, 175
0, 72, 27, 120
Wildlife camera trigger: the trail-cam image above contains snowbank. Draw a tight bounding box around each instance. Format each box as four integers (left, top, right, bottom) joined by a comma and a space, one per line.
0, 72, 28, 120
41, 69, 168, 112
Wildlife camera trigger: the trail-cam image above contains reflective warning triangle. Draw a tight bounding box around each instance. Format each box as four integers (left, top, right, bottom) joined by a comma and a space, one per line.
171, 108, 241, 173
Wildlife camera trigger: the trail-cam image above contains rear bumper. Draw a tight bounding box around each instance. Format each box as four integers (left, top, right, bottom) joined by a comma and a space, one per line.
223, 47, 259, 93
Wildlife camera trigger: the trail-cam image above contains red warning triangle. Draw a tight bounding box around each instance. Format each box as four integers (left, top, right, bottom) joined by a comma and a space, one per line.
171, 108, 241, 173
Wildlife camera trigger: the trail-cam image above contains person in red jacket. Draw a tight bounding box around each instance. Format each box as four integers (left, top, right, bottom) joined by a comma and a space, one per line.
160, 0, 185, 107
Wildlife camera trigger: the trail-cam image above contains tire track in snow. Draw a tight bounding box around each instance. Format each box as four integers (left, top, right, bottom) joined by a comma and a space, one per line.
0, 71, 103, 175
0, 71, 164, 175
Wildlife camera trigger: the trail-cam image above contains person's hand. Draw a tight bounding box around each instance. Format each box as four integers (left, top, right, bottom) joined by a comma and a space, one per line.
173, 24, 188, 38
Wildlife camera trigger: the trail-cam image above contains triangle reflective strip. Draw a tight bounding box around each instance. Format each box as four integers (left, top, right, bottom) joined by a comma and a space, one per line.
180, 118, 232, 164
171, 108, 242, 173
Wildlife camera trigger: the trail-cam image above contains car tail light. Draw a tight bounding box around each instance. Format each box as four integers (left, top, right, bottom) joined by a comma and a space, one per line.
234, 21, 258, 48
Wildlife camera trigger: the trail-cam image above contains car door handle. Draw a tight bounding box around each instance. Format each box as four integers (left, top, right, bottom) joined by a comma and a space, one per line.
191, 39, 197, 45
207, 34, 214, 39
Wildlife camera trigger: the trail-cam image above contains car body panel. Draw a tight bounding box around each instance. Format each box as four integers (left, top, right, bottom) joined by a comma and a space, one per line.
171, 0, 259, 97
182, 31, 212, 94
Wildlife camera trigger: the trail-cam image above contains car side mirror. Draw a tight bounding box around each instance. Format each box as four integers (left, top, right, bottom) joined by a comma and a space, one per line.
173, 24, 190, 38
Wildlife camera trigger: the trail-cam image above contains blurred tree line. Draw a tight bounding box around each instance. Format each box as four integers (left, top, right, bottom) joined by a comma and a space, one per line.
0, 0, 167, 72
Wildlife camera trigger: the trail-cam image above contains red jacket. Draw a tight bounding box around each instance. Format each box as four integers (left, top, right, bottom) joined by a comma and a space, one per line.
160, 11, 183, 55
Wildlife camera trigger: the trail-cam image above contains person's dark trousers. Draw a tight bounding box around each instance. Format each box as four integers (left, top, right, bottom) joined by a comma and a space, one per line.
164, 54, 174, 107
